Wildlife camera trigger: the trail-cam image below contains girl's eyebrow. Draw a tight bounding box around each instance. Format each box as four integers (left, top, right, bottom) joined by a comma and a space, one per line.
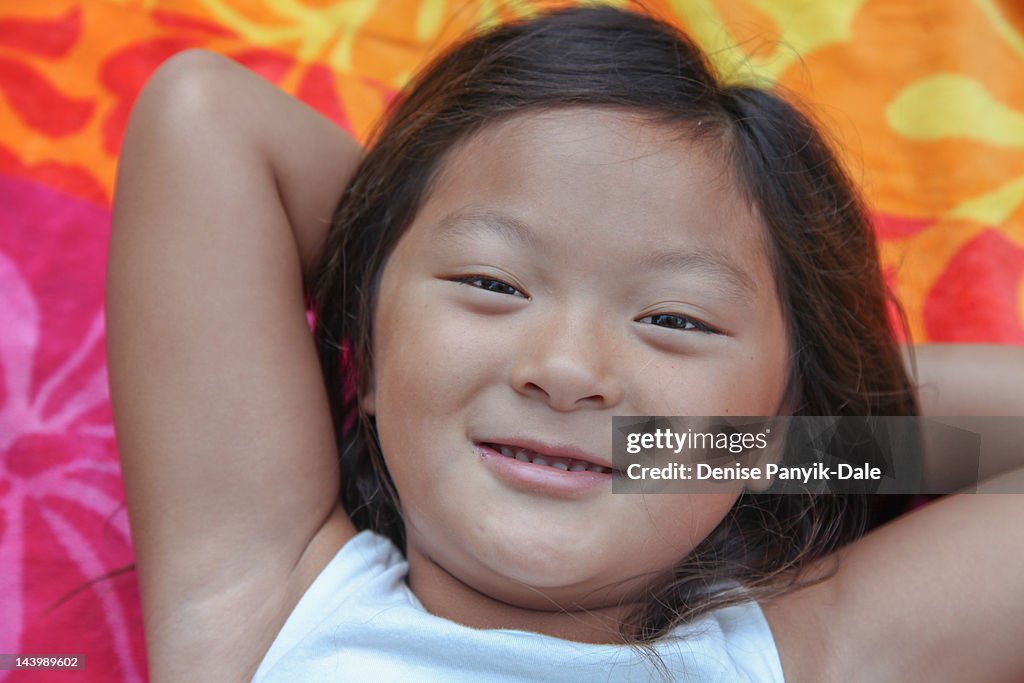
429, 206, 757, 305
429, 207, 542, 251
638, 249, 758, 305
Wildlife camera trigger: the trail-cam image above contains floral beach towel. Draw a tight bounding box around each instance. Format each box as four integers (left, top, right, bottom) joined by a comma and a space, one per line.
1, 1, 1023, 680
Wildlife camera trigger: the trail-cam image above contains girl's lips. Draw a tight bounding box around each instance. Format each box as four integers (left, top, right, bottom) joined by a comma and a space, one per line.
476, 443, 612, 498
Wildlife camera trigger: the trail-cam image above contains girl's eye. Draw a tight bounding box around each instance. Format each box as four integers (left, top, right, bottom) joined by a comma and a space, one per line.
454, 275, 527, 298
639, 313, 718, 334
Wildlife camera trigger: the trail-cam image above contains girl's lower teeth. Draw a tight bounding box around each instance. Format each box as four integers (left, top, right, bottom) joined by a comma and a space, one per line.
495, 445, 608, 473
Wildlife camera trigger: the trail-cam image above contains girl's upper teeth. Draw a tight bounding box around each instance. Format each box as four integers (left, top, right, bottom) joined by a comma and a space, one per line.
495, 445, 608, 473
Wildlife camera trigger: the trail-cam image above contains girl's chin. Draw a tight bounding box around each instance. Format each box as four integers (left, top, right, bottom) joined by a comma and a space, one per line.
461, 546, 640, 605
467, 569, 629, 612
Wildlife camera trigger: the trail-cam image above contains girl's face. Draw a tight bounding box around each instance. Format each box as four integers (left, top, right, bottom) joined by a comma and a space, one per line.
363, 108, 790, 618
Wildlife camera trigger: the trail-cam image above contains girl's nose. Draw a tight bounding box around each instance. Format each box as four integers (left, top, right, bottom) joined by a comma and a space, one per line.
508, 314, 625, 412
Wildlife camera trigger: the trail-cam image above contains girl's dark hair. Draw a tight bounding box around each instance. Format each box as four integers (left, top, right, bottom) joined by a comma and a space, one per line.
309, 3, 918, 644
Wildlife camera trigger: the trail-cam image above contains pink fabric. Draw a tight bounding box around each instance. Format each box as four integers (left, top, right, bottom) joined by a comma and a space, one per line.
0, 176, 146, 682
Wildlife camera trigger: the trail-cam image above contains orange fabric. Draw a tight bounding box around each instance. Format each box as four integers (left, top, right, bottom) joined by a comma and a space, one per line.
2, 0, 1023, 340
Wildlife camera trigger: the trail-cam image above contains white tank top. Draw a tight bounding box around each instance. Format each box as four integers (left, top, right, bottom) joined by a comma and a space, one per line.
253, 530, 785, 681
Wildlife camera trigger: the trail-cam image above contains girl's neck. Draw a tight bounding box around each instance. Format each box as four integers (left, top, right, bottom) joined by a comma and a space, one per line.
405, 543, 640, 644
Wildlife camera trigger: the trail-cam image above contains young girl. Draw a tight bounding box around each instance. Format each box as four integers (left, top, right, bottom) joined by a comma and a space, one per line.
106, 5, 1024, 681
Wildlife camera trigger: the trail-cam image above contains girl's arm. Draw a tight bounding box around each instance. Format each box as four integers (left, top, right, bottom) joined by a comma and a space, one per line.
765, 475, 1024, 682
911, 344, 1024, 489
911, 344, 1024, 416
766, 346, 1024, 681
107, 50, 359, 681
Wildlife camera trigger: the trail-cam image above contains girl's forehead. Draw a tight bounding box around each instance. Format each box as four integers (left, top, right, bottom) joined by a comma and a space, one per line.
419, 107, 766, 264
439, 107, 727, 183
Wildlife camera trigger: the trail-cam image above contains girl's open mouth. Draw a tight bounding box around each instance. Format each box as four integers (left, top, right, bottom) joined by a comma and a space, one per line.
476, 442, 613, 497
483, 442, 613, 473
